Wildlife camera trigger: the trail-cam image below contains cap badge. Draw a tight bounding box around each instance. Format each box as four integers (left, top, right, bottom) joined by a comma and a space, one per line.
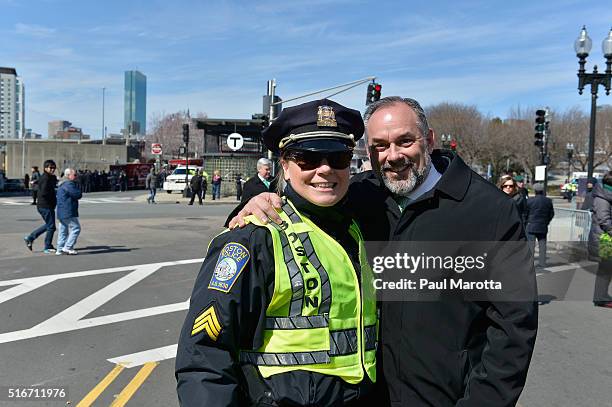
317, 105, 337, 127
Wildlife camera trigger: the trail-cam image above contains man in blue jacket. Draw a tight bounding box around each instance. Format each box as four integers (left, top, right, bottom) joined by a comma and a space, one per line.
526, 183, 555, 268
56, 168, 83, 255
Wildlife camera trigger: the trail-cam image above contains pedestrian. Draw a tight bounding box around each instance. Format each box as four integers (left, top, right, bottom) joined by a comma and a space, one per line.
176, 99, 377, 406
145, 168, 158, 204
29, 166, 41, 205
24, 173, 30, 191
120, 170, 128, 192
515, 175, 528, 199
498, 174, 527, 225
232, 96, 538, 407
580, 177, 597, 211
55, 168, 82, 255
235, 174, 244, 201
188, 170, 203, 205
588, 171, 612, 308
24, 160, 58, 254
227, 159, 276, 220
201, 173, 208, 200
211, 170, 221, 200
525, 183, 555, 268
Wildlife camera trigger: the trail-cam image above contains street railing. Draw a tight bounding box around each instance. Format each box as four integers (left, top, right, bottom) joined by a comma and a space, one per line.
548, 208, 592, 242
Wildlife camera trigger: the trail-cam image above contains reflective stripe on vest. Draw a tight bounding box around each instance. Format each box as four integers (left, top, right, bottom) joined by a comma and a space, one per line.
241, 199, 377, 384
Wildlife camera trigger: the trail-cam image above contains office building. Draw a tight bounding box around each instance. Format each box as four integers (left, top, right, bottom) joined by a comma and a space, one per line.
0, 67, 25, 139
124, 70, 146, 137
48, 120, 72, 138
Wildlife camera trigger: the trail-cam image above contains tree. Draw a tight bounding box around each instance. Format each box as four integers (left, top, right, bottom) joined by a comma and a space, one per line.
426, 102, 486, 168
146, 110, 207, 160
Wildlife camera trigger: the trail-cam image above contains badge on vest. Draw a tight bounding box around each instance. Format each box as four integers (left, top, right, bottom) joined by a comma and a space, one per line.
208, 242, 250, 293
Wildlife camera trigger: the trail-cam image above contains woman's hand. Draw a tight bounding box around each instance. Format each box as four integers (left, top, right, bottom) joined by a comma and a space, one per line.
228, 193, 283, 228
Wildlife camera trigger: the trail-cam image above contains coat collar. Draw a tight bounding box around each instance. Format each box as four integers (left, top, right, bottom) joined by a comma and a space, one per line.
430, 150, 471, 202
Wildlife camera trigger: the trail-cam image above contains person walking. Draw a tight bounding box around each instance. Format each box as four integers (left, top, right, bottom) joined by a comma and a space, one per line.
55, 168, 82, 255
176, 99, 377, 406
525, 183, 555, 268
145, 168, 158, 204
211, 170, 222, 200
29, 166, 41, 205
188, 170, 203, 205
24, 160, 58, 254
588, 171, 612, 308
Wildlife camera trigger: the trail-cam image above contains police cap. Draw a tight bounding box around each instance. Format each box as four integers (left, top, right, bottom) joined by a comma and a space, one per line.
262, 99, 364, 154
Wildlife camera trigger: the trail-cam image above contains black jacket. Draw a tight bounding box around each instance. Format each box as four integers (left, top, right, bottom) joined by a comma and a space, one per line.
525, 194, 554, 235
587, 183, 612, 258
242, 175, 276, 204
348, 150, 538, 407
37, 172, 57, 209
190, 174, 203, 191
513, 193, 528, 225
225, 175, 277, 225
176, 185, 373, 407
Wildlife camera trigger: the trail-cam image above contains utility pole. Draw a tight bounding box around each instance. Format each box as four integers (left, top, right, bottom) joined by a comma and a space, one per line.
102, 87, 106, 145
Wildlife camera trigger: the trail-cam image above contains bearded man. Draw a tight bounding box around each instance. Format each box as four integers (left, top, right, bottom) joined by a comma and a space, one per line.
229, 96, 538, 406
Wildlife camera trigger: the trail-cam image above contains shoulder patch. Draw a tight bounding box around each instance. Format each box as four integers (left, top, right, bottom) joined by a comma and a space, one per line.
191, 304, 222, 340
208, 242, 250, 293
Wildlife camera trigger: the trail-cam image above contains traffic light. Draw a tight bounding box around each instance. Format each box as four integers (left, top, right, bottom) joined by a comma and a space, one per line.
366, 82, 382, 105
182, 123, 189, 144
450, 139, 457, 151
252, 113, 269, 129
534, 109, 546, 147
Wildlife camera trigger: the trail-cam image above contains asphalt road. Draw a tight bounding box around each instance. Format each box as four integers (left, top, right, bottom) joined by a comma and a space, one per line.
0, 191, 610, 407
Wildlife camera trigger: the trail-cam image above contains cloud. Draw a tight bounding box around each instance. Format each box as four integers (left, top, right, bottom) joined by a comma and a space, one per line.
15, 23, 56, 38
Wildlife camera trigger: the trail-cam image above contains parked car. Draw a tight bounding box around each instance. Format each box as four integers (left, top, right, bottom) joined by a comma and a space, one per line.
162, 166, 207, 193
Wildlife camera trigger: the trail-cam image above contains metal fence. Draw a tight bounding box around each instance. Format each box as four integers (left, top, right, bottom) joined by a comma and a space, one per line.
548, 208, 592, 242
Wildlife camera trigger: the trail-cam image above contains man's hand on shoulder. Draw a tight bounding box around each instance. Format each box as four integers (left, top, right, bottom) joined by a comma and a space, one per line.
228, 192, 283, 228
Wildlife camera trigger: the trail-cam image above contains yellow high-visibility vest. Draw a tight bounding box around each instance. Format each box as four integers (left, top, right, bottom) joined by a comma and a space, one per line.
241, 199, 377, 384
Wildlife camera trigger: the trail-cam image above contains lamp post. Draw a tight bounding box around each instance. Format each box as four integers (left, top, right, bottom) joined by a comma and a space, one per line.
574, 26, 612, 180
566, 142, 575, 181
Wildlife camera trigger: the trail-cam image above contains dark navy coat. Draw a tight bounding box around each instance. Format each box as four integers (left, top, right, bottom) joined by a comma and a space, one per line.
56, 180, 82, 220
525, 194, 554, 235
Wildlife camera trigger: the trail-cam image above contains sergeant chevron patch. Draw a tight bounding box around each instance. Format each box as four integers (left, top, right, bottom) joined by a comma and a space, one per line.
191, 304, 222, 340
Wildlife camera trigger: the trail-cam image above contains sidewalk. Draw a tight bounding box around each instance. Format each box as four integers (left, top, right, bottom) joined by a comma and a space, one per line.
143, 191, 240, 205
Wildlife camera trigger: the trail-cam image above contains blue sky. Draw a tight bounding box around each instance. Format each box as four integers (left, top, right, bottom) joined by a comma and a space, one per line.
1, 0, 611, 138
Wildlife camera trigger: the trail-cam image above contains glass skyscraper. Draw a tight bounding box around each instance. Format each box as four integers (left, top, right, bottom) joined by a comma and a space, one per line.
124, 70, 146, 137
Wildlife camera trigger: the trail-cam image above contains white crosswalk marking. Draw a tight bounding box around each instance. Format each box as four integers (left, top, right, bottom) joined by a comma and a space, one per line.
0, 258, 203, 344
0, 196, 138, 206
108, 344, 178, 368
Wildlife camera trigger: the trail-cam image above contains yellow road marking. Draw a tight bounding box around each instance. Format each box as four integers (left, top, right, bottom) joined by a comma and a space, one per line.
76, 364, 125, 407
110, 361, 159, 407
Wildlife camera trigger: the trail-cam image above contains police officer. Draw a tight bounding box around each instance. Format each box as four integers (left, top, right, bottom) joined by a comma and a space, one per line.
176, 99, 378, 406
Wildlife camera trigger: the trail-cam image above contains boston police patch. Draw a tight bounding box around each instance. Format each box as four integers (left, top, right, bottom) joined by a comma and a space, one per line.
208, 242, 250, 293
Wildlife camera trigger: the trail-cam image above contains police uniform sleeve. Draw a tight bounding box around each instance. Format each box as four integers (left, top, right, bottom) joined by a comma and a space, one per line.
175, 226, 274, 407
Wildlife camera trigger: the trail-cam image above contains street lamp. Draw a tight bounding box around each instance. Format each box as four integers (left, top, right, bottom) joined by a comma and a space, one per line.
574, 26, 612, 180
566, 142, 575, 181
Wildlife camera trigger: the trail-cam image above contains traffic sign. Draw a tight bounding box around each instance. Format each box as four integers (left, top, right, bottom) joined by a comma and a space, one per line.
151, 143, 162, 155
227, 133, 244, 151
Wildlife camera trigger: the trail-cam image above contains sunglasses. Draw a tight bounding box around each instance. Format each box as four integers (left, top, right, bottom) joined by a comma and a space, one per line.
502, 184, 515, 189
284, 150, 352, 170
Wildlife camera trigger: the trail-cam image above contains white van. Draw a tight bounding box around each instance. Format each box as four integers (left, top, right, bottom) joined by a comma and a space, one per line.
163, 166, 207, 193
